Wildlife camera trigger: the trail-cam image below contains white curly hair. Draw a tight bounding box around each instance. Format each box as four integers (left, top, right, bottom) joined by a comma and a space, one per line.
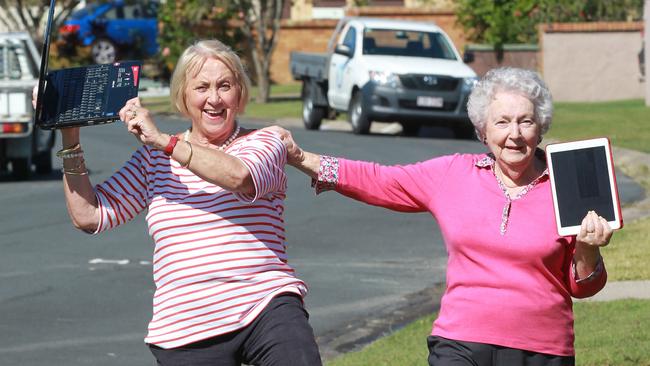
467, 67, 553, 141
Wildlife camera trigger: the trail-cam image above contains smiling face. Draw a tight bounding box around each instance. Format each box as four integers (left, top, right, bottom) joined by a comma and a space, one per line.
184, 57, 240, 144
484, 91, 541, 174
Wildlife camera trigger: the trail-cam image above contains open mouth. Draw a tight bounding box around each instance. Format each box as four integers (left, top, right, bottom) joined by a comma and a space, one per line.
203, 109, 225, 119
505, 146, 525, 152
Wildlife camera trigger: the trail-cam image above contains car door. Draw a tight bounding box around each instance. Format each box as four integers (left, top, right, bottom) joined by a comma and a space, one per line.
328, 25, 356, 110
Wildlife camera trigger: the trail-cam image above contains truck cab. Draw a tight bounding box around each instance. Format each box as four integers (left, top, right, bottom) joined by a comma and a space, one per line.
0, 32, 55, 179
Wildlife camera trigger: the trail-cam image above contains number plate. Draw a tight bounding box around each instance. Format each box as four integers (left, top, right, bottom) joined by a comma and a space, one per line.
416, 96, 444, 108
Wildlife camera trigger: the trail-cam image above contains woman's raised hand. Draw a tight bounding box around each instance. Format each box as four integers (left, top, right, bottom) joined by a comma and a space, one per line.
576, 210, 613, 247
263, 126, 305, 166
119, 97, 167, 149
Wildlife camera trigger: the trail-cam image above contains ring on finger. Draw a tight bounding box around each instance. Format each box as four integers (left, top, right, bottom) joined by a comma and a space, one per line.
130, 109, 137, 119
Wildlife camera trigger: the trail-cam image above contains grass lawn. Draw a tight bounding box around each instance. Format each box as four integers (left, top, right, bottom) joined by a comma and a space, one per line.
327, 216, 650, 365
327, 298, 650, 366
549, 99, 650, 154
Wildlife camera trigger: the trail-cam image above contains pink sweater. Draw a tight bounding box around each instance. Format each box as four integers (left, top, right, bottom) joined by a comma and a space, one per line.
321, 153, 606, 356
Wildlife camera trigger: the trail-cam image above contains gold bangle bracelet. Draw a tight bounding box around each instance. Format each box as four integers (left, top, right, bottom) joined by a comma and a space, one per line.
181, 141, 193, 168
56, 143, 82, 157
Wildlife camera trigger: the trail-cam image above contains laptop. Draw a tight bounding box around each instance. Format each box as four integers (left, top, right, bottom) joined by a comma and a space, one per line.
34, 0, 141, 130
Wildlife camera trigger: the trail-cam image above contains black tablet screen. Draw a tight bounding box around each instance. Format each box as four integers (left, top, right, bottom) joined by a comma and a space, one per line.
550, 146, 616, 227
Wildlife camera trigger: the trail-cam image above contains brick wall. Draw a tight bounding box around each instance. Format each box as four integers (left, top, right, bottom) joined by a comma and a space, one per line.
271, 7, 467, 84
272, 19, 339, 84
539, 22, 644, 102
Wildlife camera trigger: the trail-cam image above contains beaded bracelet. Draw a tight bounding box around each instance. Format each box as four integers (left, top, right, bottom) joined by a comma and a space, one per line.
59, 151, 84, 160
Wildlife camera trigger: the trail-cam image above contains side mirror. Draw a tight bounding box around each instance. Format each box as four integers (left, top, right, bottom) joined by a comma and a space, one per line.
463, 50, 475, 64
334, 44, 353, 58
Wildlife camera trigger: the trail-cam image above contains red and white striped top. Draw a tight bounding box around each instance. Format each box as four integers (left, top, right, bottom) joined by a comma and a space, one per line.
93, 130, 307, 349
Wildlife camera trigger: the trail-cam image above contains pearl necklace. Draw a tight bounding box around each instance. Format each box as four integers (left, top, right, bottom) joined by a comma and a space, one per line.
184, 124, 241, 151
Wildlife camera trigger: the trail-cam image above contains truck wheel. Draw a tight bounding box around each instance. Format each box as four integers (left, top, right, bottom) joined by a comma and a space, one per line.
35, 150, 53, 175
349, 92, 371, 135
302, 85, 325, 130
11, 158, 32, 180
92, 38, 117, 64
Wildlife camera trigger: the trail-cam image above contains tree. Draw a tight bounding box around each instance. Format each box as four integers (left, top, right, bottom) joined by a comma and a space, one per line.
234, 0, 284, 103
158, 1, 240, 78
455, 0, 644, 59
0, 0, 81, 48
158, 0, 284, 103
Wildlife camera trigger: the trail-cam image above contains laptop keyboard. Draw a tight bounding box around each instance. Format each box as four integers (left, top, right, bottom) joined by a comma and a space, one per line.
57, 64, 110, 122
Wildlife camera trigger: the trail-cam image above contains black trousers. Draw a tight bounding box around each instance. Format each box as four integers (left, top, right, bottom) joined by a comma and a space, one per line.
149, 294, 322, 366
428, 336, 575, 366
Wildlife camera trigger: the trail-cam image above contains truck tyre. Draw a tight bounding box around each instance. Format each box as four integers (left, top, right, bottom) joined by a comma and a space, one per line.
302, 84, 325, 130
92, 38, 117, 64
349, 92, 371, 135
11, 157, 31, 180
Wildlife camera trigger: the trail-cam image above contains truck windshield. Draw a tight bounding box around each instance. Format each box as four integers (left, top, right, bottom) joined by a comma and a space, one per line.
362, 29, 457, 60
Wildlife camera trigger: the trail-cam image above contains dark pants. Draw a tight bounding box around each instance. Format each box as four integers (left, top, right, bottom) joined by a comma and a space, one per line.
149, 294, 322, 366
428, 336, 575, 366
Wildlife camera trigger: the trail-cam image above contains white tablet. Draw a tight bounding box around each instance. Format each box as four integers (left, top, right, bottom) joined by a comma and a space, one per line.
545, 137, 623, 236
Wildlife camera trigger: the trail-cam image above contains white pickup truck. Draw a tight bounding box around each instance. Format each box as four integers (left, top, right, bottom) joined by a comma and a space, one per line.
0, 32, 55, 179
290, 17, 478, 136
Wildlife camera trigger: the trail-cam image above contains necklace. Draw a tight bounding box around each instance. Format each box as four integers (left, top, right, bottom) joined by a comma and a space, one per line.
184, 124, 240, 151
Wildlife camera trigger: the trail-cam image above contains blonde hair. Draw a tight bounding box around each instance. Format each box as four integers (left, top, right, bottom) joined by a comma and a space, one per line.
170, 39, 251, 117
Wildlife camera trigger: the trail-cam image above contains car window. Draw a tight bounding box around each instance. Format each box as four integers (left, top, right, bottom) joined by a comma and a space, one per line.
124, 4, 142, 19
362, 28, 457, 60
342, 27, 356, 54
102, 6, 122, 20
70, 4, 99, 18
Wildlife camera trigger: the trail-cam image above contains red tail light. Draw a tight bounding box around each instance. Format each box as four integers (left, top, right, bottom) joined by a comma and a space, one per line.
2, 123, 26, 133
59, 24, 80, 35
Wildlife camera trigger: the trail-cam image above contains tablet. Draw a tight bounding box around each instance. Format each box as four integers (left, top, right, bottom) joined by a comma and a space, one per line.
545, 138, 623, 236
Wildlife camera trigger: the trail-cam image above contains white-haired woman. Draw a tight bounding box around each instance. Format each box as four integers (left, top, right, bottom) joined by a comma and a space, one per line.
51, 39, 322, 366
271, 67, 612, 365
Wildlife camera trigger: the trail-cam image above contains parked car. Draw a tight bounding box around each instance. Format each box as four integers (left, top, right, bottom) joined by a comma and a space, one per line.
59, 0, 159, 64
290, 17, 478, 137
0, 32, 55, 179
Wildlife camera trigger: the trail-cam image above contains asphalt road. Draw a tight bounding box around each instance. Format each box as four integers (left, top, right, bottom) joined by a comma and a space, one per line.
0, 117, 643, 365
